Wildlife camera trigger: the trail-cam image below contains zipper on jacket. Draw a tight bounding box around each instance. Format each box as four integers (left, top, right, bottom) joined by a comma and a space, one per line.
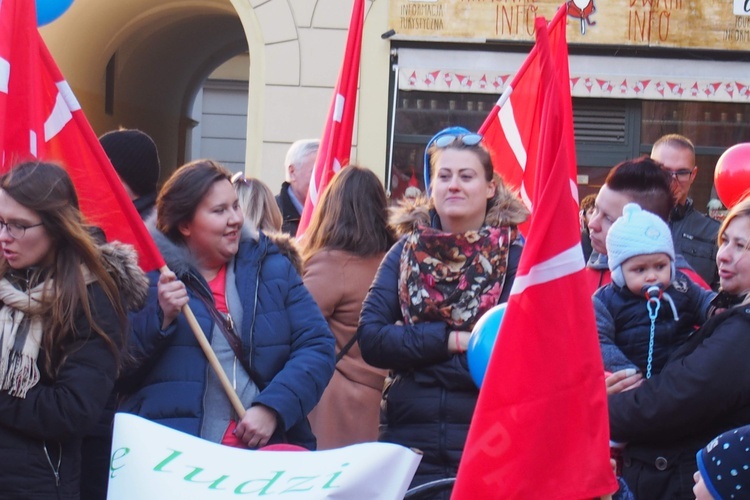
439, 386, 448, 463
43, 441, 62, 487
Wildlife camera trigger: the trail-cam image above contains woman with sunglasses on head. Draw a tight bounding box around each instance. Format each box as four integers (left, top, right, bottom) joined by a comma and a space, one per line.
358, 127, 529, 496
121, 159, 335, 451
0, 161, 147, 499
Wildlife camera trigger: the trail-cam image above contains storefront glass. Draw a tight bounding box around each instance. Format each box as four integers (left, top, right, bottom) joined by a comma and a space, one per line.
390, 92, 750, 213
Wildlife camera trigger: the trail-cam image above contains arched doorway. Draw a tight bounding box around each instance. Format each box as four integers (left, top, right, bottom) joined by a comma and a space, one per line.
41, 0, 247, 179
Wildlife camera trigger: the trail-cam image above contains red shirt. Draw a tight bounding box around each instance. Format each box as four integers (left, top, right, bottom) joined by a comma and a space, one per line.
207, 265, 228, 314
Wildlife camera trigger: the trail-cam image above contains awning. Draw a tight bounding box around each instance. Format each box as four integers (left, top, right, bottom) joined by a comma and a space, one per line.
396, 47, 750, 103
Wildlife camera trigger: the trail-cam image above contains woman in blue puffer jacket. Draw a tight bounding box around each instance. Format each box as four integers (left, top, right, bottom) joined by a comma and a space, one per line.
120, 159, 335, 450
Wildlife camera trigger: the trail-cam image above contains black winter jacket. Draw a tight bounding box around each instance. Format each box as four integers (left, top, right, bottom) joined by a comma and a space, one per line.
609, 304, 750, 499
359, 238, 521, 489
275, 182, 301, 236
0, 243, 146, 499
593, 270, 714, 374
669, 199, 720, 290
358, 185, 527, 493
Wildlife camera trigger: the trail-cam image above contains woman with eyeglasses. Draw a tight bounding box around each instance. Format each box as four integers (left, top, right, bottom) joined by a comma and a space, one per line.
232, 172, 284, 234
358, 127, 529, 495
301, 165, 394, 450
0, 161, 147, 499
120, 159, 335, 451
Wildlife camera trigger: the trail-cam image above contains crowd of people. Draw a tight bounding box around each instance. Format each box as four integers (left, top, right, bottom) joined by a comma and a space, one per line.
0, 126, 748, 500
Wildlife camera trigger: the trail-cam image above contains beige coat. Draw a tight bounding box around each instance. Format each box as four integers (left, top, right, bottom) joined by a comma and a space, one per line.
303, 249, 388, 450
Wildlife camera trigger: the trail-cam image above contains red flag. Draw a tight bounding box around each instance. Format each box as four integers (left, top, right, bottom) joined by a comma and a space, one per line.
0, 0, 164, 271
479, 5, 573, 234
453, 14, 617, 499
296, 0, 363, 238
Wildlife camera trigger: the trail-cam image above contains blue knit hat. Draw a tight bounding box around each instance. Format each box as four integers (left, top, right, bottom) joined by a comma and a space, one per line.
606, 203, 675, 288
697, 424, 750, 500
423, 126, 471, 195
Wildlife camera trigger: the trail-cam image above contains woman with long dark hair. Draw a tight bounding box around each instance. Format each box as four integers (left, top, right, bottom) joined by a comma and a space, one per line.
0, 161, 147, 498
302, 165, 394, 449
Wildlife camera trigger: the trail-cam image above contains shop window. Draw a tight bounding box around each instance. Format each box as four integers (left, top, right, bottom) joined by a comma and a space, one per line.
574, 98, 641, 200
641, 100, 750, 212
389, 91, 750, 213
641, 101, 749, 149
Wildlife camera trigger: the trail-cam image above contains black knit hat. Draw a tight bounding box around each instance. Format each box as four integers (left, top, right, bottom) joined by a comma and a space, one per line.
99, 129, 161, 197
697, 424, 750, 499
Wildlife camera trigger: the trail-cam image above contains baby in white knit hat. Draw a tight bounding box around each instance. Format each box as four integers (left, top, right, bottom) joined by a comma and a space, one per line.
593, 203, 715, 380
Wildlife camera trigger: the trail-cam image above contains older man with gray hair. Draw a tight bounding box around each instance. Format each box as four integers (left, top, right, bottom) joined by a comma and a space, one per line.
275, 139, 319, 235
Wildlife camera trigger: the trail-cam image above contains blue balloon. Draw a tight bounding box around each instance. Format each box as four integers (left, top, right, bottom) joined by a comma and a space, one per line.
467, 303, 507, 388
37, 0, 74, 27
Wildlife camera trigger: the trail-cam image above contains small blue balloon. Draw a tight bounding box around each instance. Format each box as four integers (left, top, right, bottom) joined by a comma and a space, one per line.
37, 0, 74, 27
467, 303, 507, 388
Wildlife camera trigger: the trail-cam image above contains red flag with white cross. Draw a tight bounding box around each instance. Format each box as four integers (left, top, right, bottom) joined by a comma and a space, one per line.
0, 0, 163, 271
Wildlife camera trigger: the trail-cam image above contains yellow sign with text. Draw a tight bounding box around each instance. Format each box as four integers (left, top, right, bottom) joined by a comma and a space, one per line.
389, 0, 750, 51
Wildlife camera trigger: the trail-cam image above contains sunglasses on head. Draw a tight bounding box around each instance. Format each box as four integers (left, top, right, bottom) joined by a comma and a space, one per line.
231, 171, 250, 185
433, 133, 483, 148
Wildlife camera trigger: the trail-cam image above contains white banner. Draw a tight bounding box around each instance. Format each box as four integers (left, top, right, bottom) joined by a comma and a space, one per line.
108, 413, 421, 499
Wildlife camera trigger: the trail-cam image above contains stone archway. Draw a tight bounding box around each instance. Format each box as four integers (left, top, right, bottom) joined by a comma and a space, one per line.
41, 0, 248, 176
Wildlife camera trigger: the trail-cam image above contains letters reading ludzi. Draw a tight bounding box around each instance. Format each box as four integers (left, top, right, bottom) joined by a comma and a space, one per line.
110, 447, 350, 495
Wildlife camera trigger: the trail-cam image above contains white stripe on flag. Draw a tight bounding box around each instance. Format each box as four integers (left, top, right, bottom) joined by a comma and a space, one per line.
333, 158, 342, 174
509, 243, 584, 296
308, 163, 321, 206
569, 177, 579, 205
498, 100, 526, 172
0, 57, 9, 94
333, 94, 345, 123
44, 92, 73, 142
30, 130, 37, 157
499, 101, 533, 212
520, 182, 533, 214
57, 80, 81, 112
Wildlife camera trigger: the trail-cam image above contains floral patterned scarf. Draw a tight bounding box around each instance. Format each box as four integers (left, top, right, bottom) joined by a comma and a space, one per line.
398, 225, 515, 330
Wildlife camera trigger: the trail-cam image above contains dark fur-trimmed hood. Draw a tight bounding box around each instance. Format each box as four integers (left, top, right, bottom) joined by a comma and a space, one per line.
389, 177, 529, 237
99, 241, 150, 311
264, 232, 302, 275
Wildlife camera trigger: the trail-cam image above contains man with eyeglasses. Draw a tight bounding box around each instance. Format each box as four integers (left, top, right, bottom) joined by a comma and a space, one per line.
652, 134, 720, 289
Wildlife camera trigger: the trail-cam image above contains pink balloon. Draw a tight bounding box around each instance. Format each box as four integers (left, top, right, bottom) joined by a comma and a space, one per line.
715, 143, 750, 209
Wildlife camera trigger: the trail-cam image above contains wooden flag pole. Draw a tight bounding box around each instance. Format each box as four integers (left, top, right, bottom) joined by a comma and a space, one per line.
159, 265, 246, 419
182, 303, 246, 418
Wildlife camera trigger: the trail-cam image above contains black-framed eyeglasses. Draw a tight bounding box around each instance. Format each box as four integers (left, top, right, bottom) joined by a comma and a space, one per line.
0, 220, 44, 239
433, 133, 483, 148
663, 168, 694, 181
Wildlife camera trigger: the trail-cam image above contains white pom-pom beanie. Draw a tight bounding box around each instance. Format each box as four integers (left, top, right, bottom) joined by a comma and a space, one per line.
606, 203, 675, 287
